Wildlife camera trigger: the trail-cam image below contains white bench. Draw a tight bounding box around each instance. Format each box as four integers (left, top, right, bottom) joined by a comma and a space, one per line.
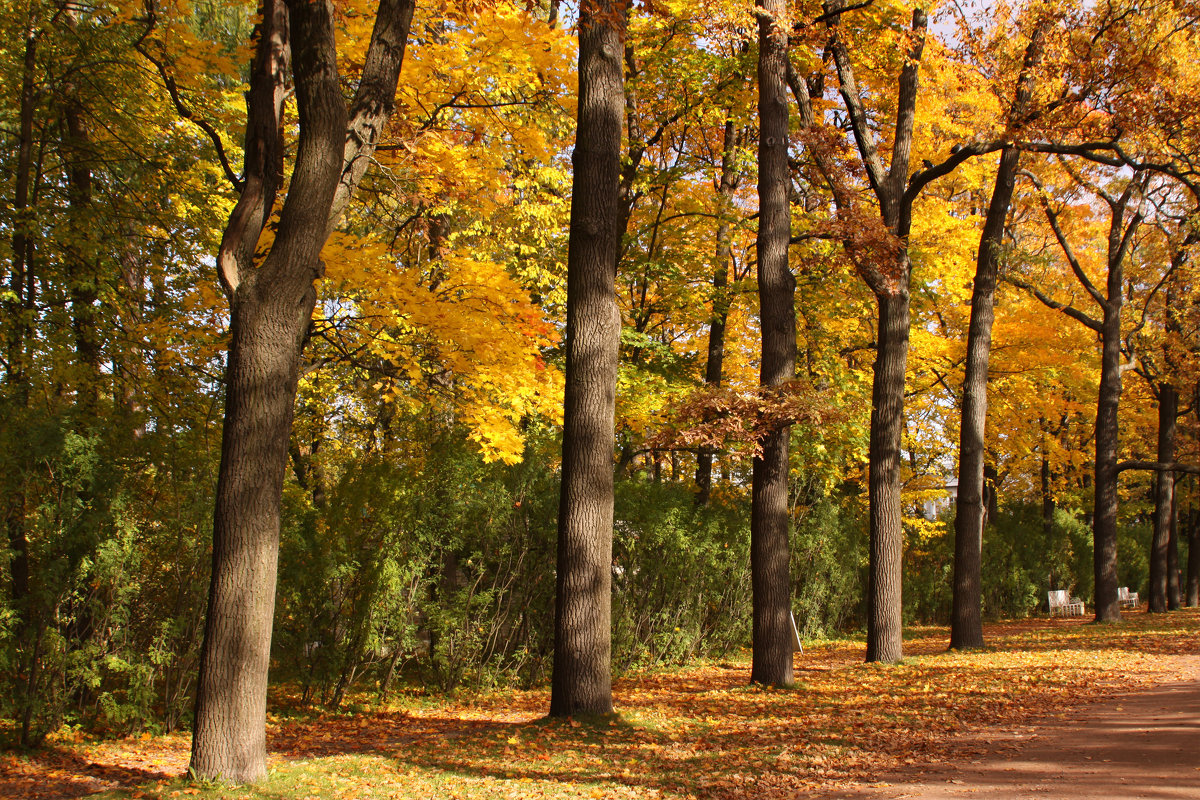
1118, 586, 1139, 608
1048, 589, 1085, 617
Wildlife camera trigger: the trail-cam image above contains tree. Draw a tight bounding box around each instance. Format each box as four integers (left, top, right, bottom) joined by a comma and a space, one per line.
750, 0, 794, 687
550, 0, 625, 718
1129, 215, 1198, 612
822, 0, 928, 663
1150, 383, 1178, 611
189, 0, 416, 782
950, 20, 1048, 650
696, 118, 746, 506
1008, 168, 1149, 623
0, 0, 234, 745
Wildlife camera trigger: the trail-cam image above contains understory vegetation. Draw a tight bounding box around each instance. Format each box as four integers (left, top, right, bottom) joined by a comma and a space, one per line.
0, 408, 1170, 743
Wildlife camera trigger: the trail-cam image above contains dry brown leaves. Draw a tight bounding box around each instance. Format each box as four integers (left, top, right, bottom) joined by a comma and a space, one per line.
2, 610, 1196, 800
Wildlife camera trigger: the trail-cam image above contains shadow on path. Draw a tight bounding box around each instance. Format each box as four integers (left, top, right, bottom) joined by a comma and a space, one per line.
815, 664, 1200, 800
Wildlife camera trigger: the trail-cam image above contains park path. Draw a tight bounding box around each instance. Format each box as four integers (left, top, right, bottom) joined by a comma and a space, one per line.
817, 660, 1200, 800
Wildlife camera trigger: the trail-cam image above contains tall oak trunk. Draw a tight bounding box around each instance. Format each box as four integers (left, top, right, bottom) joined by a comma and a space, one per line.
950, 24, 1044, 648
192, 289, 315, 780
1167, 494, 1181, 609
1092, 296, 1123, 622
550, 0, 624, 717
824, 1, 927, 663
750, 0, 795, 686
866, 285, 908, 663
1186, 506, 1199, 607
950, 146, 1018, 649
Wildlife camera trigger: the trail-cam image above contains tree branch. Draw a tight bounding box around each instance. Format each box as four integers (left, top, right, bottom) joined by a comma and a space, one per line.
1020, 170, 1109, 310
1003, 273, 1103, 332
215, 0, 290, 297
887, 7, 926, 217
1117, 460, 1200, 475
823, 0, 888, 204
328, 0, 416, 234
136, 1, 242, 192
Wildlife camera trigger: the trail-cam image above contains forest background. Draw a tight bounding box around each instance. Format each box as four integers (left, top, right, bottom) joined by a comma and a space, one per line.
2, 0, 1199, 754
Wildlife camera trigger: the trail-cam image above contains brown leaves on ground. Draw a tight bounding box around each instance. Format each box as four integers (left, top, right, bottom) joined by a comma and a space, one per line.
2, 610, 1196, 800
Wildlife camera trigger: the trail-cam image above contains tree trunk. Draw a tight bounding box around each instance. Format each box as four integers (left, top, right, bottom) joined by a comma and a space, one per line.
951, 144, 1021, 649
5, 4, 39, 616
750, 0, 794, 687
62, 18, 101, 417
1015, 174, 1145, 623
1167, 490, 1181, 609
824, 2, 926, 664
1186, 507, 1199, 607
550, 0, 624, 718
190, 0, 414, 781
117, 232, 147, 438
866, 284, 909, 663
695, 119, 740, 506
191, 289, 314, 781
1149, 383, 1176, 612
1092, 298, 1123, 622
1041, 426, 1057, 541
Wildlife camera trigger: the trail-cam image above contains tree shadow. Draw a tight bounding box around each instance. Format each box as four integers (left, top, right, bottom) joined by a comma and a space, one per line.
0, 746, 173, 800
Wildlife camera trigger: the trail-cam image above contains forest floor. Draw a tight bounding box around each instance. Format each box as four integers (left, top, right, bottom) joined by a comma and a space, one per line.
1, 609, 1196, 800
810, 661, 1200, 800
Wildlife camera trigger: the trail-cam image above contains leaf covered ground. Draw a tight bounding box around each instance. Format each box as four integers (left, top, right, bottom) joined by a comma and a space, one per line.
2, 610, 1197, 800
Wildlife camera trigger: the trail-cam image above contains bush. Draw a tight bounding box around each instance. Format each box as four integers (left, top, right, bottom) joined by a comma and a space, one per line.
0, 410, 213, 744
792, 494, 867, 637
611, 480, 752, 670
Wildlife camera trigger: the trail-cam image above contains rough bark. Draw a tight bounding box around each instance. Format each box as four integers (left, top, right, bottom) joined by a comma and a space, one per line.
190, 0, 414, 782
950, 145, 1020, 649
750, 0, 795, 687
950, 29, 1046, 649
824, 1, 926, 663
1148, 384, 1176, 612
1167, 493, 1181, 609
550, 0, 624, 718
1187, 506, 1199, 607
866, 286, 909, 663
1092, 269, 1123, 622
695, 119, 740, 506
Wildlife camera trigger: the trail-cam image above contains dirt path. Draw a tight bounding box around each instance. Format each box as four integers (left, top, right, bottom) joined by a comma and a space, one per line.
820, 662, 1200, 800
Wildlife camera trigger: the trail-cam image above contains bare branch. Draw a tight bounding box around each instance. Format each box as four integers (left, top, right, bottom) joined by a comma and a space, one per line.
809, 0, 873, 27
1003, 273, 1103, 332
1021, 170, 1109, 311
136, 1, 242, 192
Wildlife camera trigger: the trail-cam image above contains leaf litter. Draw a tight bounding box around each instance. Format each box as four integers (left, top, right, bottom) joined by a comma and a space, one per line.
1, 610, 1196, 800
